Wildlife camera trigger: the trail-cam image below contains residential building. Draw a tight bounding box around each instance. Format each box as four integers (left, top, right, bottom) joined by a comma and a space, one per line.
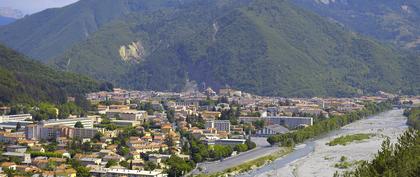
106, 109, 147, 122
205, 138, 246, 146
6, 145, 27, 153
265, 116, 313, 129
26, 124, 100, 140
41, 118, 93, 128
80, 158, 102, 166
205, 120, 231, 133
256, 124, 289, 137
0, 114, 32, 123
112, 120, 141, 127
1, 152, 31, 163
0, 131, 25, 143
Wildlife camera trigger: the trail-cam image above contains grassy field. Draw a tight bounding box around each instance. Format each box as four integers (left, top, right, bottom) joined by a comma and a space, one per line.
327, 133, 374, 146
195, 147, 293, 177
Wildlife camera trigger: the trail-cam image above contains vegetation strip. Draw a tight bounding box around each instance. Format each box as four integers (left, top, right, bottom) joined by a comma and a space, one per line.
196, 147, 293, 177
327, 133, 374, 146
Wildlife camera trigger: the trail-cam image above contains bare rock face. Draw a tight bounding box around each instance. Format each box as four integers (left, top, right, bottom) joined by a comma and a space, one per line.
119, 41, 145, 63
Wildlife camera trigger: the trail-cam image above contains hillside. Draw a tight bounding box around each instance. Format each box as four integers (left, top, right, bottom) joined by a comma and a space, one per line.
0, 44, 99, 104
0, 16, 15, 26
0, 0, 419, 97
0, 0, 195, 61
292, 0, 420, 51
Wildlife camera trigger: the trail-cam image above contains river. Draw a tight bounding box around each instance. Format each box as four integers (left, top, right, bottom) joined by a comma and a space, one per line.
237, 109, 408, 177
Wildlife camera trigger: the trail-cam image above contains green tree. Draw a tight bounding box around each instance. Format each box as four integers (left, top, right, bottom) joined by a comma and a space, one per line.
144, 161, 157, 171
234, 144, 248, 152
15, 122, 21, 131
166, 155, 193, 177
167, 109, 175, 123
74, 121, 84, 128
105, 160, 118, 168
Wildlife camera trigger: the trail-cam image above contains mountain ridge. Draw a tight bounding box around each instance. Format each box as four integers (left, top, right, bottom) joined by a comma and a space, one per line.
0, 0, 419, 97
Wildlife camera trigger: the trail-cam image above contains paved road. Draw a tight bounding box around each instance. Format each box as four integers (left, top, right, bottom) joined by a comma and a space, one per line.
190, 137, 280, 175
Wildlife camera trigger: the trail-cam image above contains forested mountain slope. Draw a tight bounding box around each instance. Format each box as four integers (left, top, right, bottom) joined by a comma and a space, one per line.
0, 44, 99, 104
0, 0, 419, 97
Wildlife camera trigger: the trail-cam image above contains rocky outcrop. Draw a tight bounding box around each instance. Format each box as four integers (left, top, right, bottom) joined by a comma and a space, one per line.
119, 41, 145, 63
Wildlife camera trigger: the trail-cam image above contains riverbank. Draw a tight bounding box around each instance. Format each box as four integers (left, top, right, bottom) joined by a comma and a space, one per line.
257, 109, 408, 177
196, 147, 292, 177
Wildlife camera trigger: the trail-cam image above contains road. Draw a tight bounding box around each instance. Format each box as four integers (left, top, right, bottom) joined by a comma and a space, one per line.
190, 137, 279, 175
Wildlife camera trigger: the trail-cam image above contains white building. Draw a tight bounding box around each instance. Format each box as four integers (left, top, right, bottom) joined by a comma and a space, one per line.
41, 117, 93, 128
106, 109, 147, 122
256, 124, 289, 137
205, 120, 231, 133
25, 123, 99, 140
265, 116, 313, 129
0, 114, 32, 123
205, 138, 246, 146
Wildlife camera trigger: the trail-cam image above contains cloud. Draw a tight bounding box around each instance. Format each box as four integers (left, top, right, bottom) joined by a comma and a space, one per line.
0, 0, 79, 14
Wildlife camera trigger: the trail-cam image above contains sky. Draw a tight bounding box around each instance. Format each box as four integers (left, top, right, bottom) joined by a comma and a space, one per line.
0, 0, 79, 14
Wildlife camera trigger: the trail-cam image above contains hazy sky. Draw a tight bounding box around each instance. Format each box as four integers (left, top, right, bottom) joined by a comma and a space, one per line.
0, 0, 79, 14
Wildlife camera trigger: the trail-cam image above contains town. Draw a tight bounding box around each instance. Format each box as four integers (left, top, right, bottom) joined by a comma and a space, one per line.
0, 87, 418, 177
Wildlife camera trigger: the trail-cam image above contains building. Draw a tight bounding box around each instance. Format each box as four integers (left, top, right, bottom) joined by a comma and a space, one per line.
0, 131, 25, 143
0, 121, 33, 129
256, 124, 289, 137
0, 114, 33, 129
90, 168, 167, 177
41, 118, 93, 128
266, 107, 279, 116
60, 127, 99, 139
0, 106, 11, 115
79, 158, 102, 166
112, 120, 141, 127
205, 120, 231, 133
106, 109, 147, 122
25, 124, 99, 140
6, 145, 27, 153
0, 114, 32, 123
200, 111, 221, 120
1, 152, 31, 163
238, 117, 262, 124
205, 139, 246, 146
265, 116, 313, 129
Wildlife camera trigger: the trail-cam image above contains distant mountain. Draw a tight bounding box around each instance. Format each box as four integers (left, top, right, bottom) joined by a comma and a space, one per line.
0, 0, 419, 97
0, 44, 99, 104
0, 16, 15, 26
0, 0, 185, 61
0, 7, 24, 19
292, 0, 420, 51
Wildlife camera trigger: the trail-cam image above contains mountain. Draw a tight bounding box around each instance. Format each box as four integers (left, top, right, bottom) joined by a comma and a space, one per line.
292, 0, 420, 51
0, 0, 190, 61
0, 7, 24, 19
0, 16, 15, 26
0, 44, 99, 104
0, 0, 419, 97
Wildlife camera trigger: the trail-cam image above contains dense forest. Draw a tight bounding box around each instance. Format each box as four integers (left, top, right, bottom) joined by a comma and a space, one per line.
0, 44, 99, 105
267, 101, 392, 146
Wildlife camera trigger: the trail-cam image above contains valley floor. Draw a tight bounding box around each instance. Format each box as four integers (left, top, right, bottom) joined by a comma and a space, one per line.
257, 109, 408, 177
